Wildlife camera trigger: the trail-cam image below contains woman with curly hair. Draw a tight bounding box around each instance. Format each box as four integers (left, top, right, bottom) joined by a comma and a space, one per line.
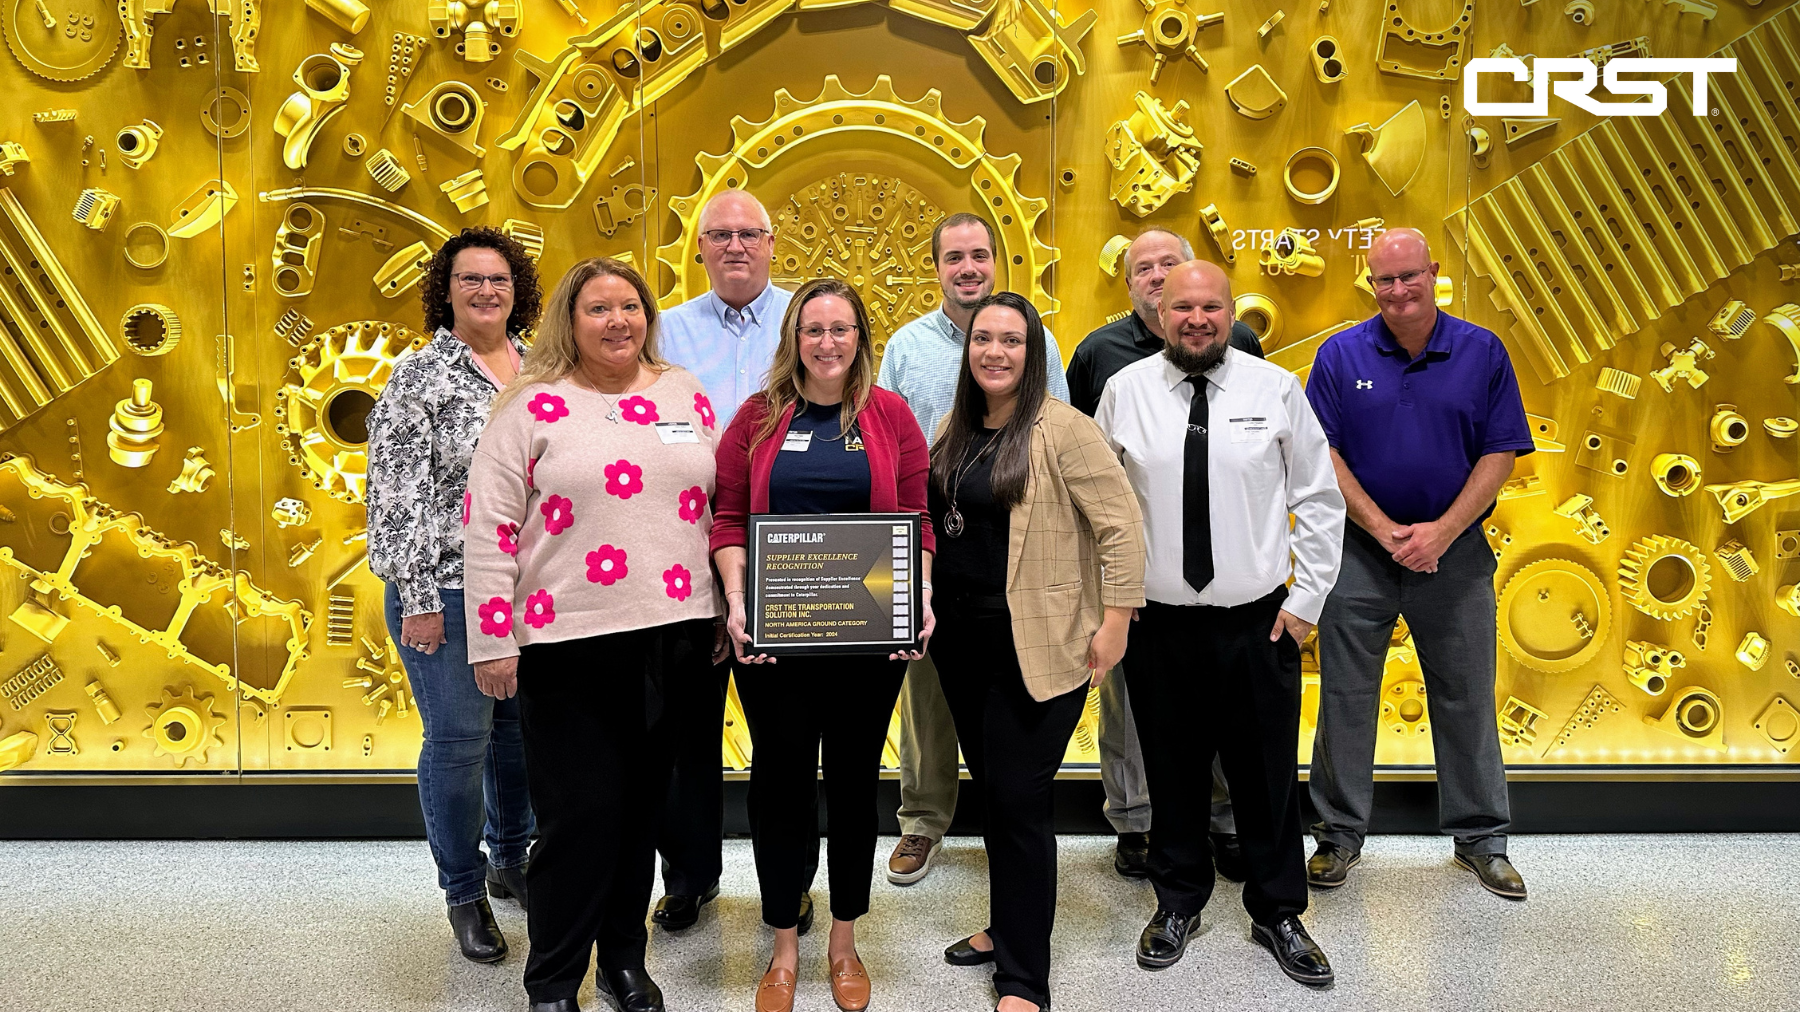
366, 226, 544, 964
464, 256, 723, 1012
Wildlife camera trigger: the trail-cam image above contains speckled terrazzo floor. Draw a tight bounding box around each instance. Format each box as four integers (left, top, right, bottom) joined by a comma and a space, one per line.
3, 835, 1795, 1012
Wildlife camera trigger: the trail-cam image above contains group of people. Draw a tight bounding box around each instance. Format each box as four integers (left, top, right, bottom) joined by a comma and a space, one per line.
364, 193, 1536, 1012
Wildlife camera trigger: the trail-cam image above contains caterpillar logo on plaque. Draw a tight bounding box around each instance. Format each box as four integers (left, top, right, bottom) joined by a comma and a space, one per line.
1463, 58, 1736, 118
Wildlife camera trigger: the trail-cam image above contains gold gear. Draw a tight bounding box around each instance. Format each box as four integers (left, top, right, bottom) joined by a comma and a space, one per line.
142, 684, 226, 768
1496, 558, 1611, 673
656, 75, 1059, 320
1618, 535, 1712, 622
2, 0, 121, 82
275, 321, 427, 504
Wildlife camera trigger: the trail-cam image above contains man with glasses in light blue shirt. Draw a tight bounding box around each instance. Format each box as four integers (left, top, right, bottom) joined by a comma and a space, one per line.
875, 211, 1070, 887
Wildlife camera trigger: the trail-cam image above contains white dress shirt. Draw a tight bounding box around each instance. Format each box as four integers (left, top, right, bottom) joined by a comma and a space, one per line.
1095, 347, 1346, 622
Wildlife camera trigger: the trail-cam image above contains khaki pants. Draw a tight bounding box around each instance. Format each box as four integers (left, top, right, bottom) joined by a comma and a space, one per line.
896, 654, 959, 840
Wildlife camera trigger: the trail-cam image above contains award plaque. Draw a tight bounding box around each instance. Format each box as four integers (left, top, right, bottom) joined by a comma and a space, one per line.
746, 513, 923, 656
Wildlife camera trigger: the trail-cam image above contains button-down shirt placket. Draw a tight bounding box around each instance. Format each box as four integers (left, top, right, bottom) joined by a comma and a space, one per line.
658, 284, 793, 429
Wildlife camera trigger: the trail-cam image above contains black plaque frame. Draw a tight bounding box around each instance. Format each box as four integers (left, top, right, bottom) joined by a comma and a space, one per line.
746, 512, 923, 656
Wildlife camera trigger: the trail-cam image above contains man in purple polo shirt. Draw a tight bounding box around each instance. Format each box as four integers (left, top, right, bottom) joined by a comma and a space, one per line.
1302, 228, 1536, 900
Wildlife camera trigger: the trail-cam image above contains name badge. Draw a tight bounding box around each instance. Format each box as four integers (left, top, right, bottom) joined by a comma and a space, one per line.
655, 421, 699, 444
1229, 416, 1271, 443
781, 430, 814, 452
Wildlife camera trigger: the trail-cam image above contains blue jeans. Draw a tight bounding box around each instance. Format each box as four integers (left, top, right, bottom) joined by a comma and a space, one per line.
386, 585, 535, 906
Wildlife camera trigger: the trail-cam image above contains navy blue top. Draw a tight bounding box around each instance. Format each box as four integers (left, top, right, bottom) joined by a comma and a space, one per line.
1305, 310, 1535, 528
768, 400, 874, 514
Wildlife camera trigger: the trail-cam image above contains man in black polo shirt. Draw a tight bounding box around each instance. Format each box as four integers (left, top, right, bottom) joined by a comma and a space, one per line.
1066, 227, 1263, 882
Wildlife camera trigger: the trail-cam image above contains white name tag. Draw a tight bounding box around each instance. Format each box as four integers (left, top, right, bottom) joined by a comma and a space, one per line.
1229, 416, 1271, 443
655, 421, 699, 444
781, 430, 814, 452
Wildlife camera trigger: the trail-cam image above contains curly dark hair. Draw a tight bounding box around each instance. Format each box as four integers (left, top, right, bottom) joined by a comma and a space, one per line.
419, 226, 544, 337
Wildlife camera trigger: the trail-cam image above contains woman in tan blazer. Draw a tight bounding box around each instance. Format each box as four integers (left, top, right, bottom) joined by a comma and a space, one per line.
926, 291, 1145, 1012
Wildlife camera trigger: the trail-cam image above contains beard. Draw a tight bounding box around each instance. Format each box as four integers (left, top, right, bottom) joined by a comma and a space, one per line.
1164, 334, 1229, 375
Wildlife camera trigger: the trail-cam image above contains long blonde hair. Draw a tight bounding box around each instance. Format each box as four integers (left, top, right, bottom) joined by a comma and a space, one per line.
750, 278, 877, 454
493, 257, 666, 412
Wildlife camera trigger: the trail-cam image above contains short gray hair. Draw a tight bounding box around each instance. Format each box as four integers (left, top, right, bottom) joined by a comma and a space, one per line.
1130, 226, 1194, 263
699, 189, 772, 232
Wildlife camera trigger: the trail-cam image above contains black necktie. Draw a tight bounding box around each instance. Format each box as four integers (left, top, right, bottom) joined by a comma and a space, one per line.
1184, 375, 1214, 595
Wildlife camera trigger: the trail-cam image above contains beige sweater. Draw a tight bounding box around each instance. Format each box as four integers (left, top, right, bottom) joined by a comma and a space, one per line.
463, 368, 723, 663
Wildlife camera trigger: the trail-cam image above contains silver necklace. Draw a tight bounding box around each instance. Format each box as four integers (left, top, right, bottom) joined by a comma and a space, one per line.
943, 432, 1001, 538
580, 367, 642, 423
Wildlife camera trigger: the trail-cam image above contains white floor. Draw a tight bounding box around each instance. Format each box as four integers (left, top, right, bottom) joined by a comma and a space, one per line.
3, 835, 1797, 1012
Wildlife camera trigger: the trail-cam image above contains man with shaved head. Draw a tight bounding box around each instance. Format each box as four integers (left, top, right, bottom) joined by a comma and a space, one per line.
1066, 227, 1265, 883
1303, 228, 1534, 900
1097, 260, 1344, 986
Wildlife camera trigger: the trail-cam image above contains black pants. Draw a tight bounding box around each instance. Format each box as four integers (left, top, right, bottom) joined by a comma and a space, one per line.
516, 620, 714, 1003
933, 603, 1086, 1010
1124, 593, 1308, 926
658, 657, 730, 897
736, 654, 906, 928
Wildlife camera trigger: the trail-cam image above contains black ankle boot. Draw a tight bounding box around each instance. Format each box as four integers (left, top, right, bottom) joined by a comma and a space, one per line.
487, 862, 529, 910
598, 968, 665, 1012
447, 896, 507, 963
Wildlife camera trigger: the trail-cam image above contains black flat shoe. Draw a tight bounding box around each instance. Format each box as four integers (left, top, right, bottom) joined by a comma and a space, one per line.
530, 1001, 581, 1012
1135, 908, 1202, 969
1455, 852, 1528, 899
1307, 841, 1360, 889
1114, 832, 1150, 879
487, 862, 529, 909
1210, 832, 1247, 883
598, 968, 665, 1012
944, 934, 996, 966
447, 897, 507, 963
797, 891, 815, 937
652, 881, 721, 930
1251, 916, 1333, 986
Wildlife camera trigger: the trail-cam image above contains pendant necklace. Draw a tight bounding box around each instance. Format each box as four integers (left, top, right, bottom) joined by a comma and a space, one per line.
943, 433, 1000, 538
582, 367, 640, 423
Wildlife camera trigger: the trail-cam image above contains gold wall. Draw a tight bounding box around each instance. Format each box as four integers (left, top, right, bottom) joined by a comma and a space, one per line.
1, 0, 1797, 779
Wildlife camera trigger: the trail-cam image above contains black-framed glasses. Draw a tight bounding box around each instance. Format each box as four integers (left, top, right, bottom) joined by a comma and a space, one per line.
1369, 269, 1430, 291
454, 272, 514, 291
798, 325, 859, 341
701, 228, 771, 247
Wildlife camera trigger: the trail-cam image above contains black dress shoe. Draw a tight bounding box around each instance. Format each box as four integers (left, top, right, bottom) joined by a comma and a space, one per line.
1306, 841, 1360, 888
598, 968, 665, 1012
1250, 916, 1333, 986
447, 897, 507, 963
797, 891, 815, 936
944, 934, 996, 966
487, 862, 529, 909
1113, 832, 1150, 879
1210, 832, 1247, 883
530, 1001, 581, 1012
1454, 852, 1528, 899
652, 881, 720, 930
1135, 908, 1202, 969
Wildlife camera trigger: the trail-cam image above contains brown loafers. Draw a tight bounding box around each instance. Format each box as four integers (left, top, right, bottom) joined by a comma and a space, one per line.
755, 964, 796, 1012
829, 953, 871, 1011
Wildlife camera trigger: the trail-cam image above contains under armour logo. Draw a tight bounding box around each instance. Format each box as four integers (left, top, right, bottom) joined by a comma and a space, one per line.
1356, 380, 1373, 390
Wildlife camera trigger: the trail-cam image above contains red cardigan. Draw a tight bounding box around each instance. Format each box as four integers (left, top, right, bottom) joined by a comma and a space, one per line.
710, 386, 936, 556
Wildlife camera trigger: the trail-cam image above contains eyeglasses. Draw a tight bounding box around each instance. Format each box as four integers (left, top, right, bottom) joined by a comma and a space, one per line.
798, 325, 859, 341
1369, 268, 1430, 291
454, 272, 514, 291
701, 228, 771, 247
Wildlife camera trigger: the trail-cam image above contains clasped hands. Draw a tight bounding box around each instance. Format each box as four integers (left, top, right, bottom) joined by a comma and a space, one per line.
1376, 518, 1452, 574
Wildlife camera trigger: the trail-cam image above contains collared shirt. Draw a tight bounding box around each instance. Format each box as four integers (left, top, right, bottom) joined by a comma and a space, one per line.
366, 327, 528, 617
1096, 348, 1346, 622
1305, 310, 1535, 527
876, 307, 1070, 444
658, 283, 794, 429
1066, 313, 1265, 417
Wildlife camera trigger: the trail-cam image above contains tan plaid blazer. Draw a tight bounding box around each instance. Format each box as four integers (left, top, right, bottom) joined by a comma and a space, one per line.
945, 398, 1147, 701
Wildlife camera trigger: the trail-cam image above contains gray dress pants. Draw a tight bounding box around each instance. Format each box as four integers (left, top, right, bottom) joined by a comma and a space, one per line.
1309, 524, 1511, 857
1097, 665, 1235, 836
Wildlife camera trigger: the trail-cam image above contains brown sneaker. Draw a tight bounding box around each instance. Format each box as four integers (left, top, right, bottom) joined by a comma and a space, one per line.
886, 834, 942, 885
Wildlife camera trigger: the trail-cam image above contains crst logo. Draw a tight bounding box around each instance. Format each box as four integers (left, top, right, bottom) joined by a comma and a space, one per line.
1463, 58, 1737, 117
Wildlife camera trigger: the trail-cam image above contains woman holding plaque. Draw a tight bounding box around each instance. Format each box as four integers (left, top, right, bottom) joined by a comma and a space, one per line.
928, 292, 1145, 1012
711, 277, 934, 1012
464, 256, 723, 1012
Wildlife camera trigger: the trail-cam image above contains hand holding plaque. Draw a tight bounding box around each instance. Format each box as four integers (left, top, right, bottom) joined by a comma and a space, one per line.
738, 513, 927, 658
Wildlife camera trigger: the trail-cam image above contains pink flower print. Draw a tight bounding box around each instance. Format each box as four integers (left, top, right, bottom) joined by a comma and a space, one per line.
528, 392, 569, 423
523, 589, 556, 629
541, 494, 575, 535
604, 459, 645, 500
462, 490, 471, 526
694, 393, 716, 429
619, 396, 659, 425
478, 597, 514, 638
496, 522, 520, 556
586, 544, 629, 586
527, 457, 538, 489
678, 486, 708, 524
663, 563, 694, 602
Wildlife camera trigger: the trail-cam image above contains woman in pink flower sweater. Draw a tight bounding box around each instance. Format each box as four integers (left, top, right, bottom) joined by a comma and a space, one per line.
464, 257, 722, 1012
